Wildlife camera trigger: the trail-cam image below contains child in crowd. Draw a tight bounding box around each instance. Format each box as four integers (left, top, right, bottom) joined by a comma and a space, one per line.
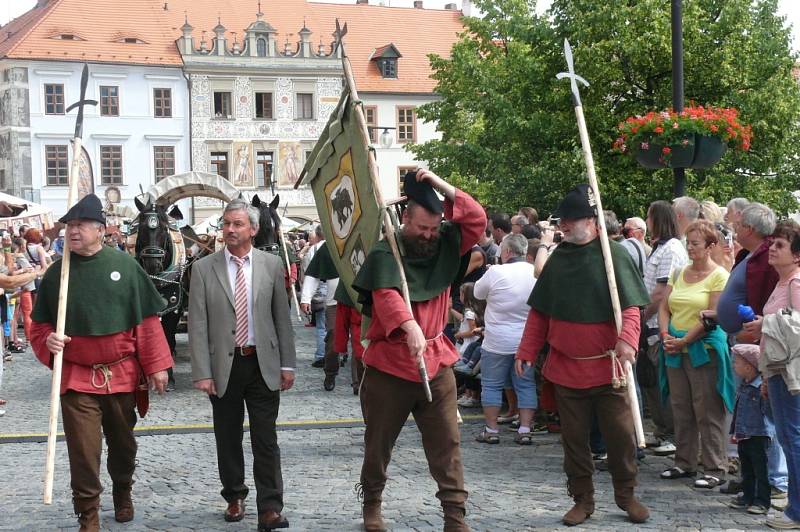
454, 283, 485, 407
728, 344, 774, 515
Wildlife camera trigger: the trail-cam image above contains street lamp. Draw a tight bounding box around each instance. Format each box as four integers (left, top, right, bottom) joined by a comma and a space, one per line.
368, 126, 396, 149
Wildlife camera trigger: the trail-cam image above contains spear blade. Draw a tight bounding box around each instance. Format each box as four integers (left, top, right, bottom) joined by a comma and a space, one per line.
556, 39, 589, 107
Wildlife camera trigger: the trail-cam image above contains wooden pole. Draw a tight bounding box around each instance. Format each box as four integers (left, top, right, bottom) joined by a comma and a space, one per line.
573, 107, 646, 448
43, 137, 81, 504
277, 226, 302, 321
339, 42, 432, 401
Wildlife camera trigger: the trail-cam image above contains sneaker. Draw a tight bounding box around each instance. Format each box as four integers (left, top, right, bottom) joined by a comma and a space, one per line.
767, 515, 800, 530
0, 408, 4, 417
747, 504, 769, 515
311, 359, 325, 368
592, 452, 607, 461
651, 441, 677, 456
508, 420, 521, 431
772, 487, 788, 500
728, 496, 749, 509
457, 397, 480, 408
497, 413, 519, 424
773, 497, 789, 512
720, 479, 743, 494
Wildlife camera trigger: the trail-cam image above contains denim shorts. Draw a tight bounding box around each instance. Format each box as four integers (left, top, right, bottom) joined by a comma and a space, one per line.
479, 348, 537, 409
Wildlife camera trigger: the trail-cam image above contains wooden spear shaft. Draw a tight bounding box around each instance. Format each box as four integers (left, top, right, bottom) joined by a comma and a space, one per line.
43, 137, 81, 504
572, 106, 646, 449
277, 226, 302, 321
340, 44, 432, 401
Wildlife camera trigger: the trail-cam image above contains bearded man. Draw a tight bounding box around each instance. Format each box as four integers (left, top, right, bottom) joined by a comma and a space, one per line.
351, 169, 485, 532
514, 184, 651, 526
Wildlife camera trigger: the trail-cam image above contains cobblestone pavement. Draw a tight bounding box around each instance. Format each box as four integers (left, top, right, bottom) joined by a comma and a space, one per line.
0, 319, 776, 531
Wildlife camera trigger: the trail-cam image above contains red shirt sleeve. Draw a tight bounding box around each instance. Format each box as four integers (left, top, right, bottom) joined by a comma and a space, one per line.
135, 315, 173, 376
31, 320, 55, 368
516, 309, 549, 363
334, 303, 351, 354
619, 306, 641, 351
444, 190, 487, 255
373, 288, 414, 338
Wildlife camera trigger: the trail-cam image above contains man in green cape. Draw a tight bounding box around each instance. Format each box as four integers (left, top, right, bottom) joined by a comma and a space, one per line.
514, 184, 651, 526
31, 194, 172, 532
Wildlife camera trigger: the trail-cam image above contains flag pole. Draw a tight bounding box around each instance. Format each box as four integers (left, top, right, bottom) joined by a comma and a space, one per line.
44, 64, 98, 503
277, 224, 302, 321
336, 21, 432, 401
557, 40, 645, 447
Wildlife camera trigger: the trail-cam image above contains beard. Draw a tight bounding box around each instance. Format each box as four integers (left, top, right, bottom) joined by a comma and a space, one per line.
563, 222, 593, 244
401, 231, 439, 259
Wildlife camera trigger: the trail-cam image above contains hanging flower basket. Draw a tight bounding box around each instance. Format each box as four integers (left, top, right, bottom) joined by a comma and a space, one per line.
612, 105, 751, 170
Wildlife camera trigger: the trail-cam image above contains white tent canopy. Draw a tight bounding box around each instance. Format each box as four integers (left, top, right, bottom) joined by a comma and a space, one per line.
147, 171, 241, 208
0, 191, 55, 231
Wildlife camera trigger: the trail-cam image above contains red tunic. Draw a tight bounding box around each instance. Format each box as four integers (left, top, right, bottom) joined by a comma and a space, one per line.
362, 190, 486, 382
31, 315, 173, 395
515, 307, 641, 389
334, 302, 364, 359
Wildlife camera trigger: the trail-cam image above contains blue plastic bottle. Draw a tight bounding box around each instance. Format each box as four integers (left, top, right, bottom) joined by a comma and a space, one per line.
738, 304, 756, 323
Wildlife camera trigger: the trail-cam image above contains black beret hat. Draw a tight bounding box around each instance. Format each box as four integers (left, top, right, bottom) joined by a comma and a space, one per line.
403, 171, 443, 214
59, 193, 106, 225
552, 183, 597, 221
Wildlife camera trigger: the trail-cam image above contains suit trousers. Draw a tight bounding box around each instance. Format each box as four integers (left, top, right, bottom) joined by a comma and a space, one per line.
360, 367, 468, 508
60, 391, 137, 509
666, 352, 728, 477
323, 304, 339, 377
555, 383, 638, 491
210, 352, 283, 513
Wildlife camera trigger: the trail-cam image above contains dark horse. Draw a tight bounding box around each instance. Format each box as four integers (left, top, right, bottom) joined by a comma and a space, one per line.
251, 194, 297, 304
132, 195, 187, 388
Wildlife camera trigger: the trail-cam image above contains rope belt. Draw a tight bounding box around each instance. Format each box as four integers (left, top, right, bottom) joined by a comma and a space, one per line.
91, 355, 134, 392
572, 350, 628, 389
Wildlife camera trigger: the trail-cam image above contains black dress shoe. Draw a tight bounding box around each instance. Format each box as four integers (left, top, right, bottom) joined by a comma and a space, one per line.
311, 359, 325, 368
258, 510, 289, 531
224, 499, 245, 522
324, 375, 336, 391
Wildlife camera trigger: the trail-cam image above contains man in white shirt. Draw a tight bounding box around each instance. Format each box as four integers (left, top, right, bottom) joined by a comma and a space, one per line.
473, 233, 537, 444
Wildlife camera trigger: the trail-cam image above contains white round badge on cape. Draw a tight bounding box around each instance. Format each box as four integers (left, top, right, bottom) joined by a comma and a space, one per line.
110, 271, 121, 281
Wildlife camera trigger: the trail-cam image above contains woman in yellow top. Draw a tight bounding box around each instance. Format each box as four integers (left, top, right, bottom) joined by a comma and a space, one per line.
658, 220, 735, 489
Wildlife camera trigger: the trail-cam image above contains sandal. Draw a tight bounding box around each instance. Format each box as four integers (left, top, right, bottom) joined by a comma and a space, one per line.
475, 429, 500, 444
514, 432, 533, 446
660, 467, 697, 479
694, 475, 723, 489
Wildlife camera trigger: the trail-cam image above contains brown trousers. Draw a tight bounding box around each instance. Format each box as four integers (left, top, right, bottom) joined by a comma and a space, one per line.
323, 304, 339, 376
666, 351, 728, 477
360, 367, 468, 508
60, 391, 137, 511
555, 384, 638, 492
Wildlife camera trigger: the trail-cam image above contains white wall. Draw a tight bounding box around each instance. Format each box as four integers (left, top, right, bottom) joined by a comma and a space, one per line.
26, 61, 190, 217
360, 93, 441, 200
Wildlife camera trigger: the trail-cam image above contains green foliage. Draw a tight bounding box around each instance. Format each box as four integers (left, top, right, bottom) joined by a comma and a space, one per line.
411, 0, 800, 218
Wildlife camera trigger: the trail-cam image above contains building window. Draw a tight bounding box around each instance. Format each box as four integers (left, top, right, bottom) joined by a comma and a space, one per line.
0, 169, 6, 189
153, 88, 172, 118
256, 151, 274, 188
213, 91, 232, 118
45, 145, 69, 186
210, 152, 229, 179
397, 165, 416, 194
154, 146, 175, 181
379, 58, 397, 78
100, 145, 123, 185
254, 92, 273, 119
99, 86, 119, 116
396, 106, 417, 144
364, 106, 378, 143
295, 93, 313, 120
256, 38, 267, 57
44, 84, 65, 115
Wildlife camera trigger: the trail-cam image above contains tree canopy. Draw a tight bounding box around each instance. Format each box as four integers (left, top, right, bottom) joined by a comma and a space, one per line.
411, 0, 800, 218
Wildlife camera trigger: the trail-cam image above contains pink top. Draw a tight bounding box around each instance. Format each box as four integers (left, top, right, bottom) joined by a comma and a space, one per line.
760, 272, 800, 378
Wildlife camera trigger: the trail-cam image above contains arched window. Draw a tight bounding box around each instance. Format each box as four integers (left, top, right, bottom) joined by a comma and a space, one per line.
256, 38, 267, 57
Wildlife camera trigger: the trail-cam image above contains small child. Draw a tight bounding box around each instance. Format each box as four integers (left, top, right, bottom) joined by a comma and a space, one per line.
728, 344, 774, 515
453, 283, 484, 361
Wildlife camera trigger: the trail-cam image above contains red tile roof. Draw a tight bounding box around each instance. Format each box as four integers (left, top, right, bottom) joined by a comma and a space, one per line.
1, 0, 464, 94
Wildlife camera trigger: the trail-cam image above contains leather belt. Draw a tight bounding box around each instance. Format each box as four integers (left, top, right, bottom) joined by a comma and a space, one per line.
234, 346, 257, 357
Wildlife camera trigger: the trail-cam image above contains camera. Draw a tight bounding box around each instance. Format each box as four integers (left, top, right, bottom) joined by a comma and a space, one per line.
701, 315, 717, 332
553, 232, 563, 244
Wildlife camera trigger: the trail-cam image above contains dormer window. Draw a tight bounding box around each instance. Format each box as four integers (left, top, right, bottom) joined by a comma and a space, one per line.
370, 44, 402, 79
256, 37, 267, 57
49, 33, 86, 41
120, 37, 147, 44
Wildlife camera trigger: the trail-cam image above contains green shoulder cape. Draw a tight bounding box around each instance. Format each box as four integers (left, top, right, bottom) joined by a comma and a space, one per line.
31, 246, 166, 336
304, 242, 339, 281
352, 222, 469, 317
529, 238, 649, 323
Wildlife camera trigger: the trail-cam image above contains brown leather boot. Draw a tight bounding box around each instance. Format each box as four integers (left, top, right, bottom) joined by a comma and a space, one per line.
443, 504, 470, 531
74, 497, 100, 532
113, 487, 134, 523
562, 477, 595, 526
614, 485, 650, 523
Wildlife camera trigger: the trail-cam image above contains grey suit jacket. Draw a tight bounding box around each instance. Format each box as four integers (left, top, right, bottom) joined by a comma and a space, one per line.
188, 248, 296, 397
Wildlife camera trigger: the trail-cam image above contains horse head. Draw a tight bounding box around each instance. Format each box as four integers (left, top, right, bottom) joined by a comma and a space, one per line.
251, 194, 281, 252
134, 194, 173, 276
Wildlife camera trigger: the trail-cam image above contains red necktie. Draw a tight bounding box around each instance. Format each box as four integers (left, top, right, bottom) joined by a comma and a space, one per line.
231, 255, 249, 347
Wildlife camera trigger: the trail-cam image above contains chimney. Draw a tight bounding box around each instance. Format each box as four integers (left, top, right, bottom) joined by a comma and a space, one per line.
444, 3, 456, 9
413, 0, 423, 8
356, 0, 368, 4
462, 0, 473, 16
